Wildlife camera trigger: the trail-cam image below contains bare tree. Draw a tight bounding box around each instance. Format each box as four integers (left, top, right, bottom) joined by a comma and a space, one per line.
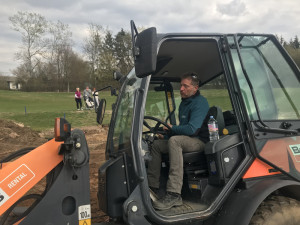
83, 23, 103, 86
47, 20, 73, 91
9, 11, 48, 79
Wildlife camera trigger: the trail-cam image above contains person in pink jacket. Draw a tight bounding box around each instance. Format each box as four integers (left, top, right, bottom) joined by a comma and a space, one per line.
75, 88, 83, 110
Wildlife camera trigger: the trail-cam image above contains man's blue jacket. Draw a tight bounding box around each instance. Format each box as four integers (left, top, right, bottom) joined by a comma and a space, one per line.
171, 91, 209, 137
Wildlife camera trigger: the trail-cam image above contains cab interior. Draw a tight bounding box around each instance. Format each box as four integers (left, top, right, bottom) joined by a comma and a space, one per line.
142, 37, 246, 215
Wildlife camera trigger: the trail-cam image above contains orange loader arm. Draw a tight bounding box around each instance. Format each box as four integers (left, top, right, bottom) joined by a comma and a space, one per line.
0, 139, 63, 215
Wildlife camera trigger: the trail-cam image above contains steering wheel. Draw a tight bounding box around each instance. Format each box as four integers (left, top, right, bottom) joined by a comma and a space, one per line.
143, 116, 172, 136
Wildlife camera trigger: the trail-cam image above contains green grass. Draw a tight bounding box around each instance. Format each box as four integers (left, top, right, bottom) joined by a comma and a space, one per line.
0, 89, 233, 131
201, 89, 232, 111
0, 90, 116, 131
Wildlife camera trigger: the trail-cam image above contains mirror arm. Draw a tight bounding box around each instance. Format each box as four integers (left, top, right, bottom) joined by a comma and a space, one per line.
95, 86, 117, 96
130, 20, 139, 59
95, 86, 112, 93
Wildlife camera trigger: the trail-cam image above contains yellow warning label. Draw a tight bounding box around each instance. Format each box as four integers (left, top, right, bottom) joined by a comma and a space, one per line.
79, 219, 91, 225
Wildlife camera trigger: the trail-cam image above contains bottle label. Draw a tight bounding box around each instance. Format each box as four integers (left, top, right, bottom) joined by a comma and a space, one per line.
208, 124, 218, 132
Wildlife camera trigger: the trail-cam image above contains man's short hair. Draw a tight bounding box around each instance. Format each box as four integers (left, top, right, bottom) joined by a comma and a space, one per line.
181, 72, 200, 87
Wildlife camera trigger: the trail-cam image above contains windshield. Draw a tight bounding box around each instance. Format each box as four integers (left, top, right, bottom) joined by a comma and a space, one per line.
228, 35, 300, 120
112, 69, 142, 153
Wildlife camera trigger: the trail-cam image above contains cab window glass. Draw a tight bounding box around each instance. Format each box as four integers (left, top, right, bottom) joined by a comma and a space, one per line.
144, 83, 169, 124
200, 74, 232, 111
145, 74, 233, 127
229, 36, 300, 120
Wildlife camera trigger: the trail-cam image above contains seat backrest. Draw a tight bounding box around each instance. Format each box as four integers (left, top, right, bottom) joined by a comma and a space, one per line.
197, 106, 225, 143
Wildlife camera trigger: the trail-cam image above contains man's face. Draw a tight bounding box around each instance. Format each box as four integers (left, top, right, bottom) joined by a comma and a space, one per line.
180, 78, 198, 99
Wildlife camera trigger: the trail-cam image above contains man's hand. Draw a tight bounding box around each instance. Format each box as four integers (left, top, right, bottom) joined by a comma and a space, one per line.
157, 124, 172, 139
163, 123, 172, 131
157, 134, 164, 139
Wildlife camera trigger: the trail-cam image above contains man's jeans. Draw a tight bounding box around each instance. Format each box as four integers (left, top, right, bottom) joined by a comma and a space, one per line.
147, 136, 205, 194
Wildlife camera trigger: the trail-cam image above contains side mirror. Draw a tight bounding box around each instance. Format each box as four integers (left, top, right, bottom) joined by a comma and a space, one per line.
113, 71, 124, 81
131, 21, 157, 78
97, 99, 107, 125
113, 71, 127, 84
54, 118, 71, 142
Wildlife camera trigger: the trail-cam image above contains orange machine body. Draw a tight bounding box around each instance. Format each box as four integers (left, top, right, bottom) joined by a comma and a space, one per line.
243, 136, 300, 179
243, 158, 281, 179
0, 139, 63, 215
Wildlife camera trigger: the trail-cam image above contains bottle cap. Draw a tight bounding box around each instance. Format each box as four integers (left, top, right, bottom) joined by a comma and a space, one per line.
223, 128, 229, 135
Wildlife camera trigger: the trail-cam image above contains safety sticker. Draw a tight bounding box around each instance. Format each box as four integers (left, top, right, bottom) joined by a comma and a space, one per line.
78, 204, 91, 225
79, 219, 91, 225
289, 144, 300, 156
0, 164, 35, 207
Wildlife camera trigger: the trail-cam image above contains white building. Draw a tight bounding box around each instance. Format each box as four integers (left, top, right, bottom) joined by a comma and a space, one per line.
6, 76, 21, 90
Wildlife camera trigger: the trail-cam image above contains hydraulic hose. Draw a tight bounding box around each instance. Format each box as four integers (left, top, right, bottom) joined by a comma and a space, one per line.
0, 147, 35, 164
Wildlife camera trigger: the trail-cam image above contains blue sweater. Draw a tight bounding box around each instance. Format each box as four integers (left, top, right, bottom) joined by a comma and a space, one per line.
171, 91, 209, 136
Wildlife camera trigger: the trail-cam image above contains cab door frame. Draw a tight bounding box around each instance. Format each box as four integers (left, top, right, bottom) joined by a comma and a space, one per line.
223, 34, 300, 181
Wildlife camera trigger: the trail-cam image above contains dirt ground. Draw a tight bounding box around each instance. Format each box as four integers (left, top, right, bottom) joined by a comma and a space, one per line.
0, 119, 109, 223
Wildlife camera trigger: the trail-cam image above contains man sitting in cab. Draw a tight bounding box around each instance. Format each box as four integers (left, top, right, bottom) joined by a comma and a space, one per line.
147, 72, 209, 210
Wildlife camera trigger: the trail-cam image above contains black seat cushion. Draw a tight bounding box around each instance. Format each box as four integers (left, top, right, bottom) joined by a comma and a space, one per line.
162, 151, 206, 165
183, 151, 206, 164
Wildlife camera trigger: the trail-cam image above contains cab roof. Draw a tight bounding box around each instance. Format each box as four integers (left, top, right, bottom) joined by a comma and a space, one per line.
152, 35, 224, 85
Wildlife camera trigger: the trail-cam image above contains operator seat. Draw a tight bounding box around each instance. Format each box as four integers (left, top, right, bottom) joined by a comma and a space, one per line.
183, 106, 225, 174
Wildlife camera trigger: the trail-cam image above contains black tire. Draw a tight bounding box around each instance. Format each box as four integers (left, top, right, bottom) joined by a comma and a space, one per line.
96, 99, 106, 124
250, 195, 300, 225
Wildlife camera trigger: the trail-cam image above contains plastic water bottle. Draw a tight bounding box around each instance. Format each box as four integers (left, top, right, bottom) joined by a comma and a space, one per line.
208, 116, 219, 142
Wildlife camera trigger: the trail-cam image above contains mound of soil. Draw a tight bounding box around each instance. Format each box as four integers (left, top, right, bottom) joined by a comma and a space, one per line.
0, 119, 46, 158
0, 119, 109, 223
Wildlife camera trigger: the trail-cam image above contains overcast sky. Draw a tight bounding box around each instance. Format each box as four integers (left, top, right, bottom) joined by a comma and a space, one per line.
1, 0, 299, 75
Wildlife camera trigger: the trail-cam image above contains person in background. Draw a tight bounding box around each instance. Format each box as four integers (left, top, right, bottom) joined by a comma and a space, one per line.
83, 86, 93, 102
75, 88, 83, 110
92, 87, 99, 108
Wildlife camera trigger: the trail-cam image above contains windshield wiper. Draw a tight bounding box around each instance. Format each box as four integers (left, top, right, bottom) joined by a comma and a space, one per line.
253, 121, 298, 135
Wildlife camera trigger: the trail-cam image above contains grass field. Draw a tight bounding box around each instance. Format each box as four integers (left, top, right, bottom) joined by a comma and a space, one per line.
0, 90, 116, 131
0, 89, 232, 131
4, 89, 300, 131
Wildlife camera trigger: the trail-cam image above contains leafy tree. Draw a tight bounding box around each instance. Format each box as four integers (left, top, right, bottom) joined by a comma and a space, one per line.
293, 35, 300, 49
66, 50, 90, 91
276, 35, 287, 46
98, 29, 117, 85
0, 75, 9, 90
114, 28, 133, 75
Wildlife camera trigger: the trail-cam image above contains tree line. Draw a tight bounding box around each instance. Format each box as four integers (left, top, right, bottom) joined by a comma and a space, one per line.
1, 11, 300, 92
277, 35, 300, 68
4, 11, 133, 92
